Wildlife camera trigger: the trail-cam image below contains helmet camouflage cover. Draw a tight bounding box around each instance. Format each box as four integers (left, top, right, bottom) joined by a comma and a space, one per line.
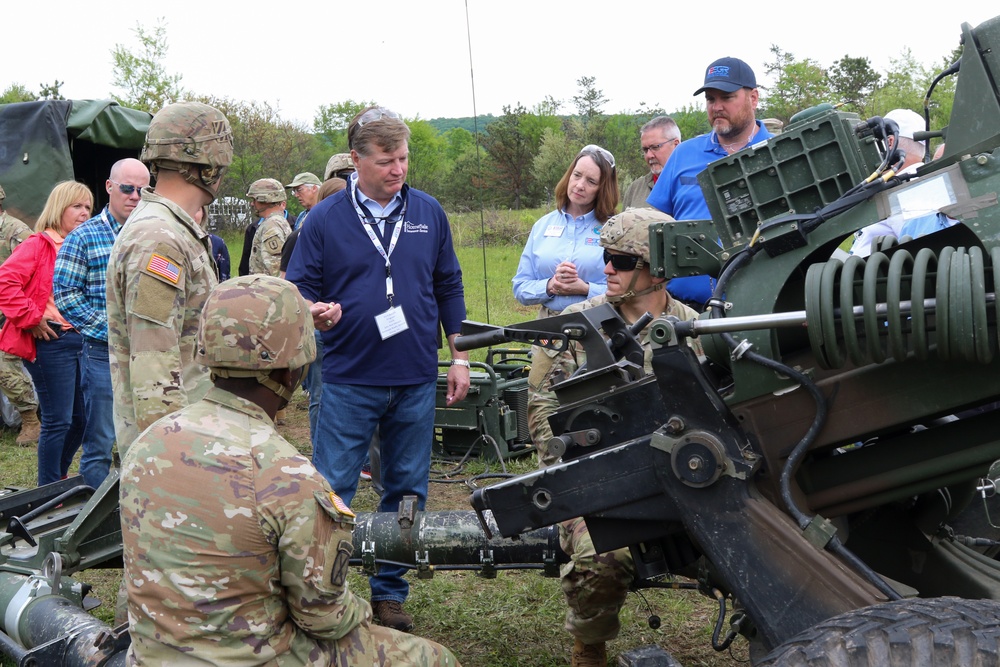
324, 153, 355, 180
196, 275, 315, 375
600, 208, 676, 265
246, 178, 287, 203
140, 101, 234, 174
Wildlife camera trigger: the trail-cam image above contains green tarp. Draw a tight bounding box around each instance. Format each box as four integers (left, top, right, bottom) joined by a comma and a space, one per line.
0, 99, 151, 226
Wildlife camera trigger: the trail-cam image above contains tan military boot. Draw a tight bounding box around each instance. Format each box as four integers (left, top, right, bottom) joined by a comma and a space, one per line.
15, 410, 40, 447
571, 639, 607, 667
275, 408, 287, 426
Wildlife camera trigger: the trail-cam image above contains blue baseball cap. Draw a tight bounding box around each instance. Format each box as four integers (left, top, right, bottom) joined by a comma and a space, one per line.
694, 57, 757, 95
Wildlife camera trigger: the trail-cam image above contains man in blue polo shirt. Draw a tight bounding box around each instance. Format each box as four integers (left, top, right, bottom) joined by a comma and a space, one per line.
285, 106, 470, 634
647, 57, 774, 305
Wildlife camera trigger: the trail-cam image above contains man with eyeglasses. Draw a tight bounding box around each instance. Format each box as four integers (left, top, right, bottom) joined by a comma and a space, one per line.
621, 116, 681, 210
646, 57, 774, 307
286, 105, 469, 634
53, 157, 150, 488
285, 172, 321, 231
527, 208, 703, 667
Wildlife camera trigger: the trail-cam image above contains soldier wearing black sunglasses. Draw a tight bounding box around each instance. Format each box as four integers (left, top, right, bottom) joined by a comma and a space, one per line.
526, 207, 704, 667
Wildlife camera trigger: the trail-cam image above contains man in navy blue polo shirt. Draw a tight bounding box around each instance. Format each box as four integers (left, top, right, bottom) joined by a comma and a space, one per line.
285, 106, 470, 634
647, 57, 774, 306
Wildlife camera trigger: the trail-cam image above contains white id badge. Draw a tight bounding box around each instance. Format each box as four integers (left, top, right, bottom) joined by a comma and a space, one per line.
543, 224, 565, 237
375, 305, 409, 340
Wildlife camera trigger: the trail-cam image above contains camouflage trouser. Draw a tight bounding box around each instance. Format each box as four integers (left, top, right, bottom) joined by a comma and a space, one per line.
559, 516, 636, 644
0, 350, 37, 413
331, 622, 461, 666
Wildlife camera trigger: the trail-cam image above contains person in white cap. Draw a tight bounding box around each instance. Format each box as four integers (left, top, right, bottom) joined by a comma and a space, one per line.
848, 108, 956, 256
883, 108, 926, 173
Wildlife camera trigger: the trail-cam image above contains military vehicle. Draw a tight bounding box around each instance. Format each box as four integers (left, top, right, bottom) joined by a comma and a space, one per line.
0, 99, 151, 228
4, 13, 1000, 666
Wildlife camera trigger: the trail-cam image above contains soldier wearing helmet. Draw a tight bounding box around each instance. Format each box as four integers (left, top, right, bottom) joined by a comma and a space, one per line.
106, 101, 235, 454
120, 275, 461, 667
324, 152, 356, 181
526, 208, 704, 667
246, 178, 291, 277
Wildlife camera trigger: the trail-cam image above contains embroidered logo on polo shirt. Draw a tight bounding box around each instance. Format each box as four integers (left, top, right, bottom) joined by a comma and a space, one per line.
404, 221, 429, 233
147, 254, 181, 284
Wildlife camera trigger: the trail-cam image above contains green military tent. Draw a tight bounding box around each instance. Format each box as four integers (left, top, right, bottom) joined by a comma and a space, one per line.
0, 99, 151, 227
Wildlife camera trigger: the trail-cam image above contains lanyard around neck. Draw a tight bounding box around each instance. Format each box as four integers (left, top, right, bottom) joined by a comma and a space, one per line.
350, 178, 406, 305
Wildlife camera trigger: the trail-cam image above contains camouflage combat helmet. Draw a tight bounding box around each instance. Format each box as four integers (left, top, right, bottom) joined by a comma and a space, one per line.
600, 208, 674, 303
600, 208, 674, 264
246, 178, 287, 203
140, 101, 234, 196
196, 275, 316, 401
324, 153, 355, 180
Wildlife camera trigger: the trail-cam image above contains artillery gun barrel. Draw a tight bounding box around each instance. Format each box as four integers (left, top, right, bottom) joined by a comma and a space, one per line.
0, 570, 126, 666
676, 294, 993, 337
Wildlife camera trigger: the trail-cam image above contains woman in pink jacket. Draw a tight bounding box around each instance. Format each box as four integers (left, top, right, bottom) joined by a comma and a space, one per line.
0, 181, 91, 485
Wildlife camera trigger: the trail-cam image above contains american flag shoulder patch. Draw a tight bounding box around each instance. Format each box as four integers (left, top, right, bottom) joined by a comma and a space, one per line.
147, 253, 182, 284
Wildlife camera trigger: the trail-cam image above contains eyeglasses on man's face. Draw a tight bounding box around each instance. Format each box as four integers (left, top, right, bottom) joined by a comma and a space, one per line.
641, 138, 678, 155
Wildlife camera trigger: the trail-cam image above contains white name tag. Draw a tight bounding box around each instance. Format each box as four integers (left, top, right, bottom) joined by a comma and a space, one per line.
375, 305, 409, 340
543, 225, 565, 238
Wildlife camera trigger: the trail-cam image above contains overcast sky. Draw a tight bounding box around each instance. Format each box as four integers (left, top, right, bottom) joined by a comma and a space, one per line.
5, 2, 994, 126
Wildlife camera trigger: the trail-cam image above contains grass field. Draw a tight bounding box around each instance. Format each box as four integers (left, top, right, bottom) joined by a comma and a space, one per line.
0, 208, 746, 666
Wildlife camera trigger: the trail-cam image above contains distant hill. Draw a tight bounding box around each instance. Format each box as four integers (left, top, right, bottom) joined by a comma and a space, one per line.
427, 115, 498, 134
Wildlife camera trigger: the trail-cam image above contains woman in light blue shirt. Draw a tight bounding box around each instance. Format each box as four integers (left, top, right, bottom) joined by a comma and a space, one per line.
513, 145, 619, 317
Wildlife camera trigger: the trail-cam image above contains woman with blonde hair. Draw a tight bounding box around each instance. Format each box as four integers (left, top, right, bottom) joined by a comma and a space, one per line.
0, 181, 91, 485
513, 145, 619, 317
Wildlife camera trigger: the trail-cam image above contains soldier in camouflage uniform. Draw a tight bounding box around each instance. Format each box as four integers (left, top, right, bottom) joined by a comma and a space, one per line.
324, 152, 356, 181
527, 208, 704, 667
247, 178, 292, 277
120, 274, 461, 667
0, 184, 40, 445
106, 101, 233, 454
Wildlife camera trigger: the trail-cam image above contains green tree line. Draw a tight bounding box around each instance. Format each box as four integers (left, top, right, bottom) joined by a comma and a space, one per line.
1, 19, 961, 218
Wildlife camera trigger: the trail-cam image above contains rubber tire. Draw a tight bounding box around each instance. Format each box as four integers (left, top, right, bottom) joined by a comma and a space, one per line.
756, 597, 1000, 666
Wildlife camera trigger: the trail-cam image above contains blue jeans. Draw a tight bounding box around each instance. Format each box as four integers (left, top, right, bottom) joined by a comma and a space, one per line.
314, 381, 437, 603
306, 331, 323, 446
24, 330, 86, 486
79, 338, 115, 489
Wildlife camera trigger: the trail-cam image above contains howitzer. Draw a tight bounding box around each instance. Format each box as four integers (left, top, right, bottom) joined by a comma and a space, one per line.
7, 13, 1000, 667
460, 13, 1000, 665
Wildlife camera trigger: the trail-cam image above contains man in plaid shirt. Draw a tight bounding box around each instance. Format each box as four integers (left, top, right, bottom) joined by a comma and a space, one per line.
53, 158, 150, 488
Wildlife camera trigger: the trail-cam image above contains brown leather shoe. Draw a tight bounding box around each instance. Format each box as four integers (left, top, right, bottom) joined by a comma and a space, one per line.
15, 410, 40, 447
571, 639, 607, 667
372, 599, 414, 632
